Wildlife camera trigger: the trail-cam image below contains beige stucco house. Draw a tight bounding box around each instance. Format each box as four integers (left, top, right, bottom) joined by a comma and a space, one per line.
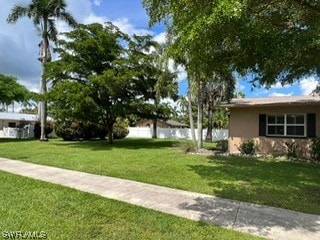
220, 96, 320, 155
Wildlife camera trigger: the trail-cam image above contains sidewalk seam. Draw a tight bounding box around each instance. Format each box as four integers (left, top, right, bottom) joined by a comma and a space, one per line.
232, 204, 240, 228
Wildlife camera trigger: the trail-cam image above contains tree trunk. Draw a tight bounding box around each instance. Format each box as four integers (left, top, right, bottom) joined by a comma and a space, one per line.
187, 90, 196, 142
152, 118, 157, 138
107, 118, 116, 144
39, 21, 50, 141
107, 123, 113, 144
197, 79, 204, 149
152, 97, 158, 139
39, 51, 48, 141
205, 95, 213, 142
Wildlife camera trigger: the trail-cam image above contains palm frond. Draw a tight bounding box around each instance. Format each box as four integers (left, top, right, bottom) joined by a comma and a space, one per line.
58, 11, 78, 28
48, 19, 58, 44
7, 4, 30, 23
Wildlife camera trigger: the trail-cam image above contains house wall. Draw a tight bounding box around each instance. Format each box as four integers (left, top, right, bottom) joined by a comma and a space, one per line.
1, 120, 19, 129
228, 105, 320, 154
135, 119, 171, 128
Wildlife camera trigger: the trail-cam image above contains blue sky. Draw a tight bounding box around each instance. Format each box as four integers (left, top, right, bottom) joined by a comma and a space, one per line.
0, 0, 318, 99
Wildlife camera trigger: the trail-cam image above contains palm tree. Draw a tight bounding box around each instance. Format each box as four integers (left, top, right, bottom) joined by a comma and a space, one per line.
7, 0, 77, 141
152, 44, 178, 138
204, 72, 235, 141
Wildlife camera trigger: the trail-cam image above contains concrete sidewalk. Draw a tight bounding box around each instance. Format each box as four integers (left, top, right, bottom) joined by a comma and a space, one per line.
0, 157, 319, 240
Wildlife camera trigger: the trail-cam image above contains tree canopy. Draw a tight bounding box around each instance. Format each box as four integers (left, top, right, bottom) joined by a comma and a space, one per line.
0, 74, 29, 111
128, 35, 178, 138
143, 0, 320, 86
7, 0, 77, 140
47, 23, 136, 143
47, 23, 178, 143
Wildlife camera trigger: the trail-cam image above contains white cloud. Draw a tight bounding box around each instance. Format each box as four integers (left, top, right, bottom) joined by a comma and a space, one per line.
269, 92, 294, 97
270, 82, 291, 89
93, 0, 102, 6
83, 12, 108, 25
113, 17, 153, 36
0, 0, 155, 94
168, 60, 187, 82
299, 76, 318, 95
161, 98, 181, 112
0, 0, 94, 92
153, 32, 167, 44
83, 14, 153, 36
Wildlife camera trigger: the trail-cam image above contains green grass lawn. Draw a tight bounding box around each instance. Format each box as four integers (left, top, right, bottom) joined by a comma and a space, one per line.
0, 171, 262, 240
0, 138, 319, 215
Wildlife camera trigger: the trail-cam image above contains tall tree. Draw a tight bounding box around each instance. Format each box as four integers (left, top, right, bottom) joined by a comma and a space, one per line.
0, 74, 29, 112
128, 35, 178, 138
7, 0, 77, 141
47, 23, 139, 144
151, 45, 178, 138
204, 72, 235, 141
143, 0, 320, 85
143, 0, 320, 148
187, 84, 196, 142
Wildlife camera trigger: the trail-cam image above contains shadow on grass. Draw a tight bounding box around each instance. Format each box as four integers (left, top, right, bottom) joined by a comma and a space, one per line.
51, 138, 178, 151
187, 155, 320, 214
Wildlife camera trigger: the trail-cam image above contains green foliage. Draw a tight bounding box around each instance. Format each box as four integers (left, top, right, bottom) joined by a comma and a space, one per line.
143, 0, 320, 86
238, 140, 256, 155
47, 23, 179, 143
216, 140, 228, 152
127, 35, 178, 136
7, 0, 77, 42
179, 141, 197, 153
34, 121, 53, 139
0, 74, 29, 107
309, 138, 320, 162
285, 142, 300, 159
47, 23, 139, 143
54, 121, 107, 141
113, 118, 129, 140
213, 108, 229, 129
49, 81, 97, 122
7, 0, 77, 140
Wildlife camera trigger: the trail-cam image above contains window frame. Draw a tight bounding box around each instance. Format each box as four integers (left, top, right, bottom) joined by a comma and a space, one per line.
266, 113, 306, 138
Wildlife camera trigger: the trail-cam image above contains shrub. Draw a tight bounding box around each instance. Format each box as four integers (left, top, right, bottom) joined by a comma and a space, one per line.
179, 141, 197, 154
54, 121, 107, 141
309, 138, 320, 162
238, 140, 256, 155
34, 121, 53, 139
55, 121, 81, 141
285, 142, 300, 159
113, 118, 129, 139
215, 140, 228, 152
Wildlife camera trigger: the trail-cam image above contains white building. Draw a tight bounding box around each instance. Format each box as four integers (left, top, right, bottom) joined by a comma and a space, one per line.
0, 113, 37, 138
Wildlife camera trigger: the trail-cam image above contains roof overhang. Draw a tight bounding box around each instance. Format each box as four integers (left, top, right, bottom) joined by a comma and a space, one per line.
0, 113, 38, 121
219, 96, 320, 109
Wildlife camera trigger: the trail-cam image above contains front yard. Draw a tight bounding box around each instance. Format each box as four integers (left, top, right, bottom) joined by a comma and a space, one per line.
0, 138, 319, 215
0, 171, 260, 239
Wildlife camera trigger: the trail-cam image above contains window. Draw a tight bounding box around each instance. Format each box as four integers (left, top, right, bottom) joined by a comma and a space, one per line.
8, 122, 16, 128
267, 114, 306, 137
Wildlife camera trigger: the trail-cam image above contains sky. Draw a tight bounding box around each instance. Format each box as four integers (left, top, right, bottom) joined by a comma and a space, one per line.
0, 0, 318, 99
